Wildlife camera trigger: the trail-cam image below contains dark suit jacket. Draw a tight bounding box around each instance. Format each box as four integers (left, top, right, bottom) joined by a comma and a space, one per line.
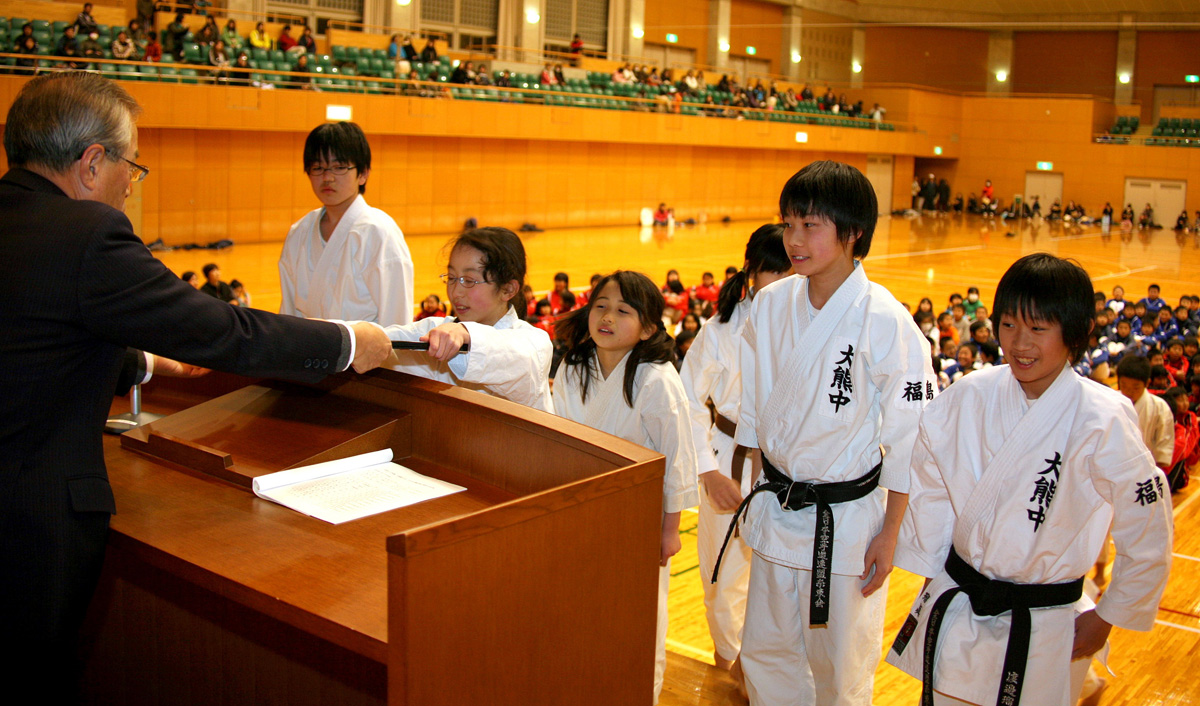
0, 168, 351, 661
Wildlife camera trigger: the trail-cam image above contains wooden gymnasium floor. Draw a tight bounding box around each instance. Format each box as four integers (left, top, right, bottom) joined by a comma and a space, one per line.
152, 213, 1200, 706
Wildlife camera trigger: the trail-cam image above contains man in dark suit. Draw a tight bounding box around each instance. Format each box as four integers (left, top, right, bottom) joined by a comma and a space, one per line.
0, 72, 393, 697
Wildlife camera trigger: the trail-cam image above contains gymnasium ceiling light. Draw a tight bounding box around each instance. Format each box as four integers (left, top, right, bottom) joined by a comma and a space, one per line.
632, 27, 644, 39
852, 61, 862, 73
525, 9, 540, 23
995, 70, 1008, 82
719, 40, 730, 52
1118, 73, 1130, 84
791, 51, 801, 63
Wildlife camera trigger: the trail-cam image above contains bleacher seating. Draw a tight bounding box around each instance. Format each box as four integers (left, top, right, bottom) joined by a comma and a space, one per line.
0, 8, 894, 131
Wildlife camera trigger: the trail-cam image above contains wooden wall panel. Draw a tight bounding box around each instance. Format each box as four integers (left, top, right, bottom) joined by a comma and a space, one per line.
1011, 31, 1118, 99
642, 0, 710, 67
862, 28, 989, 93
1133, 31, 1200, 125
729, 0, 784, 77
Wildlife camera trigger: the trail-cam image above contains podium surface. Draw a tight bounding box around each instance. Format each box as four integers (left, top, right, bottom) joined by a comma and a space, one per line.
85, 369, 665, 705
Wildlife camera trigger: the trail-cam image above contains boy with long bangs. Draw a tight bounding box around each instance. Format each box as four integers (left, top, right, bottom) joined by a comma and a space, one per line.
728, 161, 936, 705
887, 253, 1172, 706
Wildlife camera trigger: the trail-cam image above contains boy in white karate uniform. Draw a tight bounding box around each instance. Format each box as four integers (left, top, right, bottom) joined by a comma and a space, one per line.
279, 122, 414, 327
731, 161, 936, 706
887, 253, 1173, 706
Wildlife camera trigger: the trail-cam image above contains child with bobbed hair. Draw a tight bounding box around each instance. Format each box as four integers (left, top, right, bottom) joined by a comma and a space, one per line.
552, 270, 699, 703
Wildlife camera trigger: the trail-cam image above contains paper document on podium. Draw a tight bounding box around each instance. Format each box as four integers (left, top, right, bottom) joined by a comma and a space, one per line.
252, 449, 466, 524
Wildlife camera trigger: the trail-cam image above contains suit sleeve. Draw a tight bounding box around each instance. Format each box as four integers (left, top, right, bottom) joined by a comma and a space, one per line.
79, 211, 349, 381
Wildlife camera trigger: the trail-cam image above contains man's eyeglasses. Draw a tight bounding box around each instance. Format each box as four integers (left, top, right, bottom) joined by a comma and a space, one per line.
120, 156, 150, 183
305, 165, 356, 177
439, 274, 492, 288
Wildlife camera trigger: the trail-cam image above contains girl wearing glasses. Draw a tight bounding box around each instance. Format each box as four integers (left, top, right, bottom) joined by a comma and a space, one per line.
383, 227, 554, 412
278, 122, 415, 327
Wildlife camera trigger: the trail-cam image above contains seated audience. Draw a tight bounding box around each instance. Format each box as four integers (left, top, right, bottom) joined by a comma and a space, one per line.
200, 264, 238, 304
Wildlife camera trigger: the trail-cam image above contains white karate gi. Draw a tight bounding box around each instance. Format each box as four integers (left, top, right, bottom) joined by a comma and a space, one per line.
279, 195, 415, 327
384, 308, 553, 412
679, 296, 754, 663
552, 353, 700, 703
735, 263, 935, 706
888, 364, 1173, 706
1133, 391, 1176, 468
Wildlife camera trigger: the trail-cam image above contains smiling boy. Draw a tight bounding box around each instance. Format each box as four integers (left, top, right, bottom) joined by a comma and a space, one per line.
729, 161, 935, 705
887, 253, 1172, 706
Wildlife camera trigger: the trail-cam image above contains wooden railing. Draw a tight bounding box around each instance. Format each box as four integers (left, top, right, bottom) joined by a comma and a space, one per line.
0, 51, 910, 134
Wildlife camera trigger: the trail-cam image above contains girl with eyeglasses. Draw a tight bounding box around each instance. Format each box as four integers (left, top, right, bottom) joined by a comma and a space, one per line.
383, 227, 554, 412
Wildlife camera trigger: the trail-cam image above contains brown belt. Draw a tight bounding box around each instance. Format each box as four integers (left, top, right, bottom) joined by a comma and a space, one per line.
714, 413, 746, 485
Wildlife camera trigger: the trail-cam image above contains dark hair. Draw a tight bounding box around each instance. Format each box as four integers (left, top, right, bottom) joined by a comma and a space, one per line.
1116, 355, 1151, 383
202, 263, 218, 277
450, 227, 527, 314
229, 279, 243, 289
675, 329, 697, 359
1149, 283, 1160, 291
1185, 336, 1198, 347
303, 122, 372, 194
554, 271, 569, 284
725, 266, 738, 277
968, 286, 980, 295
560, 290, 576, 310
666, 279, 684, 295
779, 160, 877, 258
1150, 364, 1170, 381
950, 293, 963, 302
1163, 386, 1189, 412
991, 253, 1094, 363
556, 271, 674, 406
716, 223, 789, 324
1167, 337, 1185, 350
180, 270, 195, 282
978, 341, 1000, 361
969, 320, 989, 335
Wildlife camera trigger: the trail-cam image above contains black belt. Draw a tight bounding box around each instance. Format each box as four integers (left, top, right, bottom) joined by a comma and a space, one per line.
915, 549, 1084, 706
710, 454, 881, 626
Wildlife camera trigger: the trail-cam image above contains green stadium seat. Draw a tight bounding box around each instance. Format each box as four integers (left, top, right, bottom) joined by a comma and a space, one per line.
32, 30, 49, 44
270, 49, 286, 63
251, 48, 268, 62
9, 18, 28, 31
52, 20, 68, 34
331, 45, 346, 61
182, 43, 202, 63
30, 19, 49, 32
179, 68, 199, 84
117, 63, 139, 80
158, 65, 179, 82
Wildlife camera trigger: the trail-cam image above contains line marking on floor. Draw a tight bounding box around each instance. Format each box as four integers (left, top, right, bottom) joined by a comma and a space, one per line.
667, 638, 716, 662
1173, 488, 1200, 516
870, 244, 986, 261
1092, 265, 1158, 282
1172, 552, 1200, 563
1155, 619, 1200, 635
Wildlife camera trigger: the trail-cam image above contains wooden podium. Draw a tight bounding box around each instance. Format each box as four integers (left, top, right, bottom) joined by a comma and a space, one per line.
83, 369, 665, 706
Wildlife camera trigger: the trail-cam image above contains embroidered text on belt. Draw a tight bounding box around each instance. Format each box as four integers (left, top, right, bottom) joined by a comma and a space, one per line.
710, 454, 881, 626
916, 549, 1083, 706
